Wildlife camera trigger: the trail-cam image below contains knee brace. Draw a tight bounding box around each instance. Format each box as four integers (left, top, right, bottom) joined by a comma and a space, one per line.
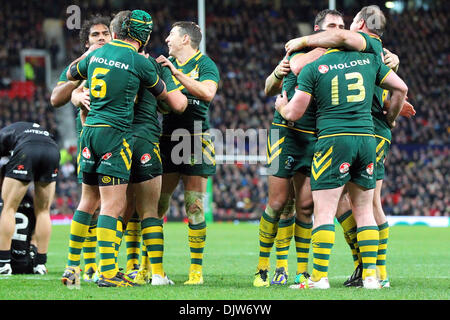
184, 191, 206, 225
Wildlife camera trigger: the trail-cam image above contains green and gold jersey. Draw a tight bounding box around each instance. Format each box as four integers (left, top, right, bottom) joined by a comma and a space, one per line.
74, 39, 161, 131
162, 50, 220, 134
358, 31, 392, 142
297, 49, 392, 138
57, 65, 82, 135
133, 57, 183, 143
272, 51, 317, 134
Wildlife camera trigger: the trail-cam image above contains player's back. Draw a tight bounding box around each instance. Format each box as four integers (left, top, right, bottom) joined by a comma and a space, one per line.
82, 39, 157, 131
0, 122, 56, 155
298, 49, 390, 138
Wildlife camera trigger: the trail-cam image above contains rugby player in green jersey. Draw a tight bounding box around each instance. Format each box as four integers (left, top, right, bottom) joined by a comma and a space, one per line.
275, 34, 408, 289
254, 10, 344, 288
62, 9, 169, 288
105, 11, 187, 286
52, 15, 111, 283
284, 5, 415, 288
156, 21, 220, 285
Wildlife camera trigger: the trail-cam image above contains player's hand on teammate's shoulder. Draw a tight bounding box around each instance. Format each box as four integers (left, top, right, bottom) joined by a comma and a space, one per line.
156, 55, 178, 75
383, 48, 400, 70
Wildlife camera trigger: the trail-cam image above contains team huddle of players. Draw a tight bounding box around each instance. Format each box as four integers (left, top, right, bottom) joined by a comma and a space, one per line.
254, 5, 414, 290
0, 5, 414, 291
52, 9, 219, 288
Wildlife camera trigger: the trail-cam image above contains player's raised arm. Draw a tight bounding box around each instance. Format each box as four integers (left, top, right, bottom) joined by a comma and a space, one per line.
285, 29, 366, 55
289, 48, 327, 75
264, 56, 290, 96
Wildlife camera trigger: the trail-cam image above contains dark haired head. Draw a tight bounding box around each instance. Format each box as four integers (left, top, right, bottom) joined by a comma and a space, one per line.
314, 9, 344, 29
79, 14, 111, 48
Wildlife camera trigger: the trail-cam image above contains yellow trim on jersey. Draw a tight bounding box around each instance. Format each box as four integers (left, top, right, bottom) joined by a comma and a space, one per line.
379, 69, 393, 85
76, 62, 87, 79
57, 81, 66, 85
146, 75, 160, 88
323, 49, 341, 55
271, 122, 315, 135
202, 79, 219, 88
357, 32, 367, 51
176, 50, 202, 67
110, 40, 137, 52
299, 90, 312, 96
83, 124, 112, 128
318, 133, 375, 139
195, 53, 203, 61
374, 134, 391, 144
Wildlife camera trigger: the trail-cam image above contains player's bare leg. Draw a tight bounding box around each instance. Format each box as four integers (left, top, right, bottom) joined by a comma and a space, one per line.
0, 178, 29, 275
158, 172, 181, 218
181, 174, 208, 285
32, 181, 56, 274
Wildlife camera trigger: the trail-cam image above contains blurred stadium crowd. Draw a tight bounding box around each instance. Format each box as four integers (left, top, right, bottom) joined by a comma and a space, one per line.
0, 0, 447, 219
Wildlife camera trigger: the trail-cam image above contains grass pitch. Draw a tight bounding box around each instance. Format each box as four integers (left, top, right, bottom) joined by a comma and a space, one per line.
0, 222, 449, 301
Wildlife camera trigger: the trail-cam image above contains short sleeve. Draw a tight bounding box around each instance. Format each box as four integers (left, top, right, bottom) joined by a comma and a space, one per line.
75, 53, 91, 80
136, 54, 161, 89
296, 63, 315, 96
57, 66, 69, 84
376, 63, 393, 86
198, 58, 220, 85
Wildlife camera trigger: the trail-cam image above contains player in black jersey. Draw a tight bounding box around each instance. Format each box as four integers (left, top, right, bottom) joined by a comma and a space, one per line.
0, 167, 37, 274
0, 122, 60, 275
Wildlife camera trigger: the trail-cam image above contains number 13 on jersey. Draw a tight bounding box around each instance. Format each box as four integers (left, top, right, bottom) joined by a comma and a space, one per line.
331, 72, 366, 105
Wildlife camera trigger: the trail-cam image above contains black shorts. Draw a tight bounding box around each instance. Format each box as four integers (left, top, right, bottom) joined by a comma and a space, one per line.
5, 142, 60, 183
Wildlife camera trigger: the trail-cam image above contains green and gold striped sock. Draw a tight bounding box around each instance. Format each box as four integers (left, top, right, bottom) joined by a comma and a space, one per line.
357, 226, 379, 279
188, 221, 207, 273
82, 217, 97, 271
275, 217, 294, 270
114, 216, 124, 271
337, 210, 361, 268
257, 207, 280, 271
311, 224, 335, 282
294, 218, 312, 274
377, 222, 389, 280
125, 213, 141, 272
67, 210, 92, 267
97, 215, 118, 278
142, 217, 164, 276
